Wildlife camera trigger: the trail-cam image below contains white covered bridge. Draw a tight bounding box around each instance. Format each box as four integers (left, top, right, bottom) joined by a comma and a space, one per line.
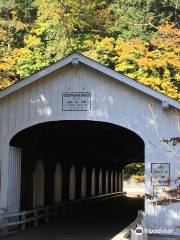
0, 54, 179, 237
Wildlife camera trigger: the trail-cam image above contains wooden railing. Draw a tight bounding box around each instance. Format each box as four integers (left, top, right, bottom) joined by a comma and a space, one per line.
0, 192, 125, 235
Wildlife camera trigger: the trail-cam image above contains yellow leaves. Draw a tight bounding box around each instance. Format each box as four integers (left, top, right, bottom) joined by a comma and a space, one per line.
115, 43, 133, 61
0, 19, 6, 25
138, 77, 157, 88
0, 62, 10, 71
0, 48, 30, 75
115, 38, 148, 64
9, 48, 31, 65
138, 77, 180, 99
14, 20, 27, 31
175, 73, 180, 81
158, 22, 180, 39
0, 28, 8, 36
115, 39, 134, 53
0, 12, 28, 39
113, 30, 180, 100
131, 175, 144, 183
0, 28, 9, 43
0, 9, 179, 103
11, 10, 17, 21
32, 27, 44, 36
163, 69, 171, 78
0, 78, 14, 90
137, 57, 149, 67
35, 0, 62, 22
115, 62, 135, 72
83, 50, 98, 62
98, 37, 115, 51
24, 35, 41, 47
132, 38, 147, 52
83, 39, 94, 47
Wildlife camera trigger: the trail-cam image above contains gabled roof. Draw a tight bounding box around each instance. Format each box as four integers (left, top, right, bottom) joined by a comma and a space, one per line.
0, 53, 179, 109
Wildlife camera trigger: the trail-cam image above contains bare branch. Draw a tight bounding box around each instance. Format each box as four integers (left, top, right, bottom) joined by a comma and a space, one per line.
148, 103, 180, 158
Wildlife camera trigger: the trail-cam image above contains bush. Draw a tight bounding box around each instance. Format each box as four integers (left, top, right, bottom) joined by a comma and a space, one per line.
131, 175, 144, 183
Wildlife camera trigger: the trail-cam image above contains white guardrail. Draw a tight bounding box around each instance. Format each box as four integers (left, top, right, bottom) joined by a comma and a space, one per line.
130, 211, 148, 240
111, 210, 148, 240
0, 192, 125, 235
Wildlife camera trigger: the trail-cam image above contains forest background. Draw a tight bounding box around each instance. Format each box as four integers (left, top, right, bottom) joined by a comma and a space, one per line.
0, 0, 179, 100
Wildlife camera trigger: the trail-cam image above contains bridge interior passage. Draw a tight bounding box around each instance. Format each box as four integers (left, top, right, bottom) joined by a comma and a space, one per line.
10, 121, 144, 211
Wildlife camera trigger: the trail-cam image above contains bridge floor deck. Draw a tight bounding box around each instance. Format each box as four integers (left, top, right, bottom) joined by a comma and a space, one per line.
2, 195, 144, 240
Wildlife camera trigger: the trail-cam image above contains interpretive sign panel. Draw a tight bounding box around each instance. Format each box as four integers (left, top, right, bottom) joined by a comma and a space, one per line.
62, 92, 91, 111
151, 163, 170, 186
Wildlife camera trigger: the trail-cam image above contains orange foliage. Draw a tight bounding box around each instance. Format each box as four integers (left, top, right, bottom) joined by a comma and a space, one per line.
114, 22, 180, 100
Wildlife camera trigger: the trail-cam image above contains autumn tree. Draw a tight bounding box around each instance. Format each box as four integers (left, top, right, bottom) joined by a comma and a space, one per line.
0, 0, 179, 101
114, 22, 180, 100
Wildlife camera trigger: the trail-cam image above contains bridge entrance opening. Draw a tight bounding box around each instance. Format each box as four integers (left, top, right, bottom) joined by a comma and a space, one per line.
123, 163, 145, 197
9, 120, 145, 237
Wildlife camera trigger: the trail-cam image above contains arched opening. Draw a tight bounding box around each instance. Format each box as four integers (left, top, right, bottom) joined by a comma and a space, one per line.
9, 120, 145, 234
123, 163, 145, 197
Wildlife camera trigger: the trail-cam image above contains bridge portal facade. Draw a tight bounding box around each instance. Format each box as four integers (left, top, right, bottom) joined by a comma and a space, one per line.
0, 54, 179, 235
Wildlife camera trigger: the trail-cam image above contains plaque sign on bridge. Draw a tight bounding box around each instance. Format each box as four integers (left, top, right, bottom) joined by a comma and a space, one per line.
62, 92, 91, 111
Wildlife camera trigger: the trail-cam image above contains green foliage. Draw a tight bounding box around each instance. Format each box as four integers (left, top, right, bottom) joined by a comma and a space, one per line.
124, 163, 144, 177
0, 0, 37, 23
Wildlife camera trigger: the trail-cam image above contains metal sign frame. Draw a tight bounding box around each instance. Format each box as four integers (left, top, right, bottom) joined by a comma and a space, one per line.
151, 163, 170, 186
62, 92, 91, 111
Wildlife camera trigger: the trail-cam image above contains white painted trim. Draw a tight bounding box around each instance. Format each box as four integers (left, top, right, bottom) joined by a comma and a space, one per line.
0, 53, 179, 110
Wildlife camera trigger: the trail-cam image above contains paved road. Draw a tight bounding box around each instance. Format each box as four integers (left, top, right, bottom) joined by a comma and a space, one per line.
1, 195, 144, 240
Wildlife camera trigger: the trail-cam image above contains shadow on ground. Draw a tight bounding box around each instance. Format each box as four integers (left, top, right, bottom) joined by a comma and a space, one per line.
2, 195, 144, 240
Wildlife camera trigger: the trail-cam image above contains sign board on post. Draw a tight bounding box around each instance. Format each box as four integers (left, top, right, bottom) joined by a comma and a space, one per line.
151, 163, 170, 186
62, 92, 91, 111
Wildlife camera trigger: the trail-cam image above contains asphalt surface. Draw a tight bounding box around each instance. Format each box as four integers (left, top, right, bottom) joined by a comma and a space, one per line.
1, 195, 144, 240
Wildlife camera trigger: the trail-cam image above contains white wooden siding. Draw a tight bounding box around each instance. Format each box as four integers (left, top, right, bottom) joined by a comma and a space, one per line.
7, 147, 21, 213
0, 63, 179, 233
